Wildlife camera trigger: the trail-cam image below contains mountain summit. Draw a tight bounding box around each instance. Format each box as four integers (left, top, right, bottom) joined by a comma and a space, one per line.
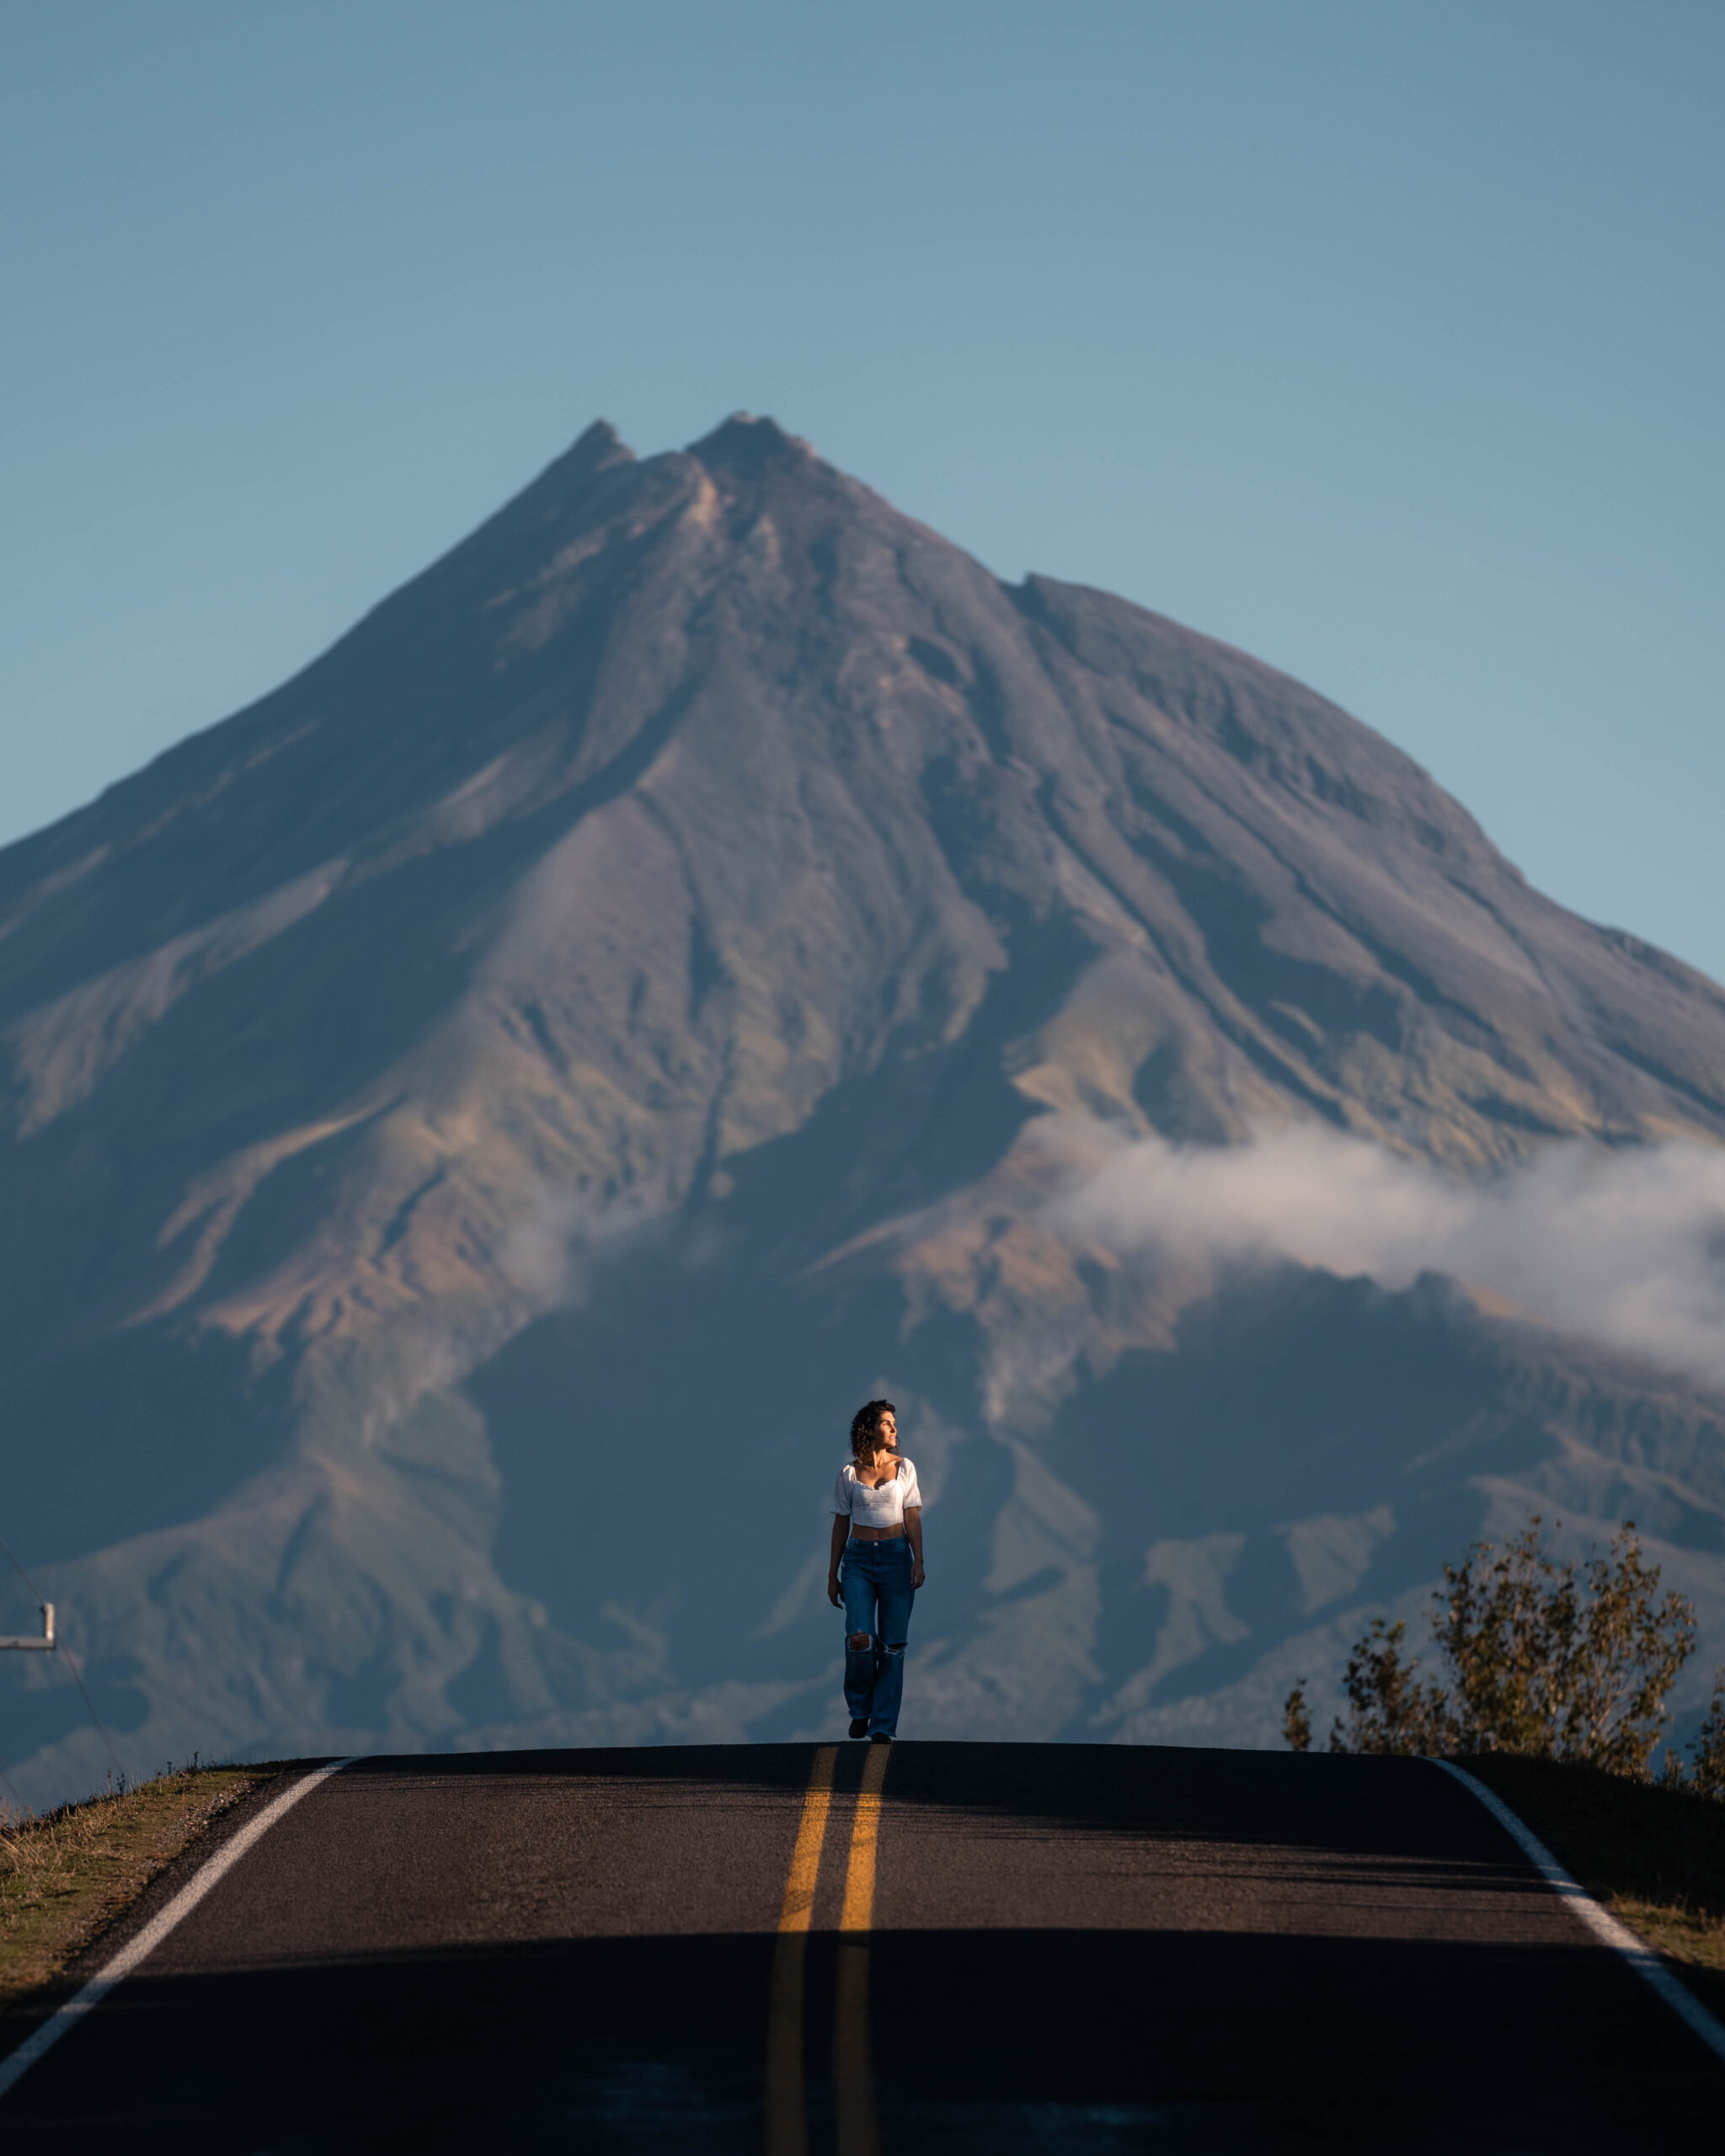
4, 419, 1724, 1798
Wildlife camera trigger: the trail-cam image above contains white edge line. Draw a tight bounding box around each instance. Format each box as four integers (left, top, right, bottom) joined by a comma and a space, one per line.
0, 1756, 356, 2103
1430, 1758, 1725, 2068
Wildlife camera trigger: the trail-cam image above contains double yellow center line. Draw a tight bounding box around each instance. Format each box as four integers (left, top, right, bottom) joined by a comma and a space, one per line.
766, 1742, 891, 2156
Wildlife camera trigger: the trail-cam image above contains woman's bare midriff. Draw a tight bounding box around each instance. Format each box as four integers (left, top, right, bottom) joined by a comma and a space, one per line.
848, 1524, 905, 1540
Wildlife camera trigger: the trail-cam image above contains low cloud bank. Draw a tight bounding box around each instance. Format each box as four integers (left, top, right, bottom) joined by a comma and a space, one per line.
1053, 1124, 1725, 1390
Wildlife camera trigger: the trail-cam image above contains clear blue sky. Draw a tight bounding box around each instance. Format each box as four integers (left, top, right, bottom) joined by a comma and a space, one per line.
3, 2, 1722, 979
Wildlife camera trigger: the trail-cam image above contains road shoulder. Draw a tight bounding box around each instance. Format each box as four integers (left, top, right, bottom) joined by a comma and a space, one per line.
0, 1762, 295, 2035
1460, 1753, 1725, 2023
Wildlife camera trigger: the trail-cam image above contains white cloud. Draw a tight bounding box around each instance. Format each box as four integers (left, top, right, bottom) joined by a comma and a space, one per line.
1051, 1121, 1725, 1390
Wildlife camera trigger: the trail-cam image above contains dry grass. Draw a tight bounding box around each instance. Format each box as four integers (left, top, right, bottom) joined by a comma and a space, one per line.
1461, 1753, 1725, 2024
0, 1762, 278, 2012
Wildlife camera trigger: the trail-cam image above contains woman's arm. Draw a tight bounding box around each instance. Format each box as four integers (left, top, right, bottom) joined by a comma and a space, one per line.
904, 1505, 925, 1589
827, 1513, 849, 1608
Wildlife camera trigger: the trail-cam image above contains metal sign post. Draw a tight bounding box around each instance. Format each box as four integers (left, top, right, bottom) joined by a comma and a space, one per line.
0, 1604, 54, 1652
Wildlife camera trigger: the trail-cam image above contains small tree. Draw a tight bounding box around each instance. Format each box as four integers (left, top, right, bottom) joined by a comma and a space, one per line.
1285, 1515, 1698, 1775
1665, 1671, 1725, 1798
1326, 1617, 1457, 1756
1437, 1520, 1695, 1773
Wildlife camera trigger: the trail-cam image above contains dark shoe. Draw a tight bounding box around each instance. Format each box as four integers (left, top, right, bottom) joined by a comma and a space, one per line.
848, 1718, 869, 1739
869, 1731, 895, 1744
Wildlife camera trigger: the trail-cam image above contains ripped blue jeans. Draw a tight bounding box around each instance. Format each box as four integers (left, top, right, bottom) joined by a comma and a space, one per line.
840, 1536, 916, 1737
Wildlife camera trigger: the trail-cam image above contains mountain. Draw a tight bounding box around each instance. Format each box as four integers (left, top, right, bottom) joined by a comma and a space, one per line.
5, 414, 1725, 1801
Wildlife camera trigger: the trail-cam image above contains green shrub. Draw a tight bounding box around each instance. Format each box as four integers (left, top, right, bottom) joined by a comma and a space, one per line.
1284, 1515, 1710, 1782
1668, 1673, 1725, 1798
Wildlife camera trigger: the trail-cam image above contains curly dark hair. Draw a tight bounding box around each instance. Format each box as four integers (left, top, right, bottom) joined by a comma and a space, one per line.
849, 1398, 899, 1460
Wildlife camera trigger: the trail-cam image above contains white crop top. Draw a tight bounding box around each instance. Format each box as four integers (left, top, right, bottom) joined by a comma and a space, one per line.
832, 1457, 922, 1530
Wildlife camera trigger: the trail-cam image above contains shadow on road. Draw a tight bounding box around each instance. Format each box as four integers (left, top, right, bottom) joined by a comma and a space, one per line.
2, 1924, 1718, 2153
337, 1739, 1594, 1895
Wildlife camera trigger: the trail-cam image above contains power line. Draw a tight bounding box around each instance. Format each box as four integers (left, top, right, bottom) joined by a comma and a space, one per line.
0, 1754, 30, 1820
0, 1531, 45, 1604
53, 1645, 126, 1785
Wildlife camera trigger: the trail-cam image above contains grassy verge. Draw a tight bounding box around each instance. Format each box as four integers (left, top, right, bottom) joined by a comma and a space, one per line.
1460, 1753, 1725, 2025
0, 1762, 279, 2015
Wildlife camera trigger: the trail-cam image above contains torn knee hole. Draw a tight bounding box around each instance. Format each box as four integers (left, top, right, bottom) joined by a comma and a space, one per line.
847, 1633, 872, 1650
885, 1642, 906, 1656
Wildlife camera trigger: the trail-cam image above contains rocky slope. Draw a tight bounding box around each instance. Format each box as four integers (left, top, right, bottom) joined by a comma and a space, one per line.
4, 415, 1725, 1799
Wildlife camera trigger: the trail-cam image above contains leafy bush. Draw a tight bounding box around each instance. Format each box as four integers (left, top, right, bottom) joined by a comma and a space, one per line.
1283, 1515, 1713, 1783
1669, 1674, 1725, 1798
1300, 1614, 1455, 1758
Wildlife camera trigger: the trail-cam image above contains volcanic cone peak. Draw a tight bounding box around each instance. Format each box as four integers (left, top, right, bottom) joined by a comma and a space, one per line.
4, 414, 1725, 1801
6, 409, 1725, 1340
686, 410, 819, 472
560, 415, 636, 470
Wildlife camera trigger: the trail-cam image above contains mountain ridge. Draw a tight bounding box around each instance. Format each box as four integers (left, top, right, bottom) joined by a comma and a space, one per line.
3, 414, 1724, 1804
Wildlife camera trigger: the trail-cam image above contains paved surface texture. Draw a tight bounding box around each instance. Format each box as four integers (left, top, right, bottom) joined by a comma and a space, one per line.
0, 1742, 1720, 2152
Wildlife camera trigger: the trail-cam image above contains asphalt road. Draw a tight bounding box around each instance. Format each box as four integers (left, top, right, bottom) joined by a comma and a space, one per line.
0, 1742, 1720, 2153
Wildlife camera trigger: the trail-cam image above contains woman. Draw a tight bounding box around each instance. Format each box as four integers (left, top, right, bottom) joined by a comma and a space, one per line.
827, 1398, 925, 1742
